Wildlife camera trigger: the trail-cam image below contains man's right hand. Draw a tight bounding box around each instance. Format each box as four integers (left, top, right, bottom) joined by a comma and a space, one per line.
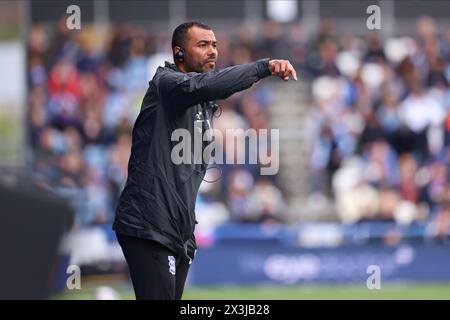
268, 59, 298, 81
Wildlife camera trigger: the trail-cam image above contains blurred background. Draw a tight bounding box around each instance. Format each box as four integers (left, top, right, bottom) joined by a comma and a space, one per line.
1, 0, 450, 299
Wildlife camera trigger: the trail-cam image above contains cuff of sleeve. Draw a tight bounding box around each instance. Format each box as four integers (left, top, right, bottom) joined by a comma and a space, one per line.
255, 58, 272, 78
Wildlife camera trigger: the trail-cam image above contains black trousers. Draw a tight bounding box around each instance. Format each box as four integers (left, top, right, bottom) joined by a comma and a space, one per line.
116, 233, 191, 300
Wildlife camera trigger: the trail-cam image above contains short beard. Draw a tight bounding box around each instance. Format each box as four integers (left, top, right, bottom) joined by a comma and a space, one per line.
186, 60, 215, 73
202, 63, 215, 72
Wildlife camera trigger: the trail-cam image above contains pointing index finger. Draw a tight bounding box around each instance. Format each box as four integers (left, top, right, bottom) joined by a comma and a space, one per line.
291, 66, 298, 81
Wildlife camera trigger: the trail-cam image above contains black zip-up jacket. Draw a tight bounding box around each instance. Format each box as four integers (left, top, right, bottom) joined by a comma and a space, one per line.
113, 58, 272, 262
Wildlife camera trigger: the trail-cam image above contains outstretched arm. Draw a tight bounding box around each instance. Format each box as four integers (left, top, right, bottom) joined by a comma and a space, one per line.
157, 59, 297, 110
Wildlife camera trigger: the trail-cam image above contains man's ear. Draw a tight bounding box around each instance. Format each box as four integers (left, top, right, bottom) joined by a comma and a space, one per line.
174, 46, 185, 62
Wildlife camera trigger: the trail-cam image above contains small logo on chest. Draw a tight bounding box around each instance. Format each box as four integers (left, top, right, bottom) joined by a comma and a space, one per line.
168, 256, 176, 275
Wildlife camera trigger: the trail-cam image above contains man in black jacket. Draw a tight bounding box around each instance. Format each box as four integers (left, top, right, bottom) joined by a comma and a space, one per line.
113, 21, 297, 300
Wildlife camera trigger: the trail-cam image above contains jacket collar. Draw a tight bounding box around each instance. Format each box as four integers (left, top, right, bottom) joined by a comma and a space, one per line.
164, 61, 180, 72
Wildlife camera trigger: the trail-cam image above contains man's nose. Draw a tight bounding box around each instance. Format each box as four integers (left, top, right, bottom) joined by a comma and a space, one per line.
207, 46, 217, 57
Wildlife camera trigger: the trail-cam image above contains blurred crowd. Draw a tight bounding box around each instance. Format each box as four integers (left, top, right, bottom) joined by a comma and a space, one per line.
27, 16, 450, 239
307, 17, 450, 239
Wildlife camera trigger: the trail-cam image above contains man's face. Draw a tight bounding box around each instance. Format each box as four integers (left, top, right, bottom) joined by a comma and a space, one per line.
182, 26, 218, 72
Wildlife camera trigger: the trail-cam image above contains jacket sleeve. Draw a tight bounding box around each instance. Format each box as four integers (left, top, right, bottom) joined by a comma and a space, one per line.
156, 58, 271, 109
